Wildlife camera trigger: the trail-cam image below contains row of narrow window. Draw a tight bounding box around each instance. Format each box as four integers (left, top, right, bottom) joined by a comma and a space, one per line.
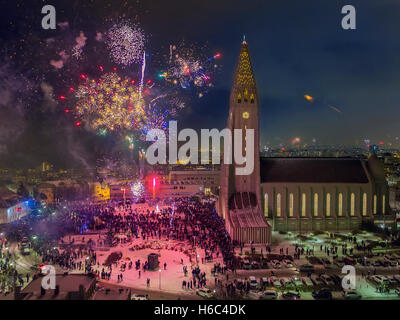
264, 193, 386, 218
237, 91, 255, 103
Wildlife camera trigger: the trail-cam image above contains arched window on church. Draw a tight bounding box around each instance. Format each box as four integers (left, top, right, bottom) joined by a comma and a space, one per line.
362, 193, 367, 216
350, 193, 355, 216
382, 195, 386, 214
237, 93, 242, 103
326, 193, 331, 217
264, 193, 268, 217
313, 193, 318, 217
373, 194, 377, 214
301, 193, 306, 217
338, 193, 343, 216
289, 193, 294, 217
250, 93, 255, 104
276, 193, 281, 217
244, 89, 248, 102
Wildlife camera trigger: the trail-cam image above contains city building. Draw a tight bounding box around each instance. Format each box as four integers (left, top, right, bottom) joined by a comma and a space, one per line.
261, 156, 395, 232
218, 40, 396, 243
18, 274, 96, 300
0, 188, 31, 224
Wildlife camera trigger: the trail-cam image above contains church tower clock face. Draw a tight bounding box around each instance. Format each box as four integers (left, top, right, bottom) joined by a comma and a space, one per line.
242, 111, 250, 119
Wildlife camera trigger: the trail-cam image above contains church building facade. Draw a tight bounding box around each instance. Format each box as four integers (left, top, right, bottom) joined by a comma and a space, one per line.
218, 41, 395, 244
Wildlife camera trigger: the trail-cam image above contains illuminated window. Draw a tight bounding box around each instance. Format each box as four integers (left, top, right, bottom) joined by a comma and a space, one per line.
373, 195, 377, 214
301, 193, 306, 217
326, 193, 331, 217
313, 193, 318, 217
289, 193, 294, 217
338, 193, 343, 216
350, 193, 355, 216
244, 89, 248, 101
264, 193, 268, 217
250, 93, 255, 103
382, 195, 386, 214
276, 193, 281, 217
237, 93, 242, 103
362, 193, 367, 216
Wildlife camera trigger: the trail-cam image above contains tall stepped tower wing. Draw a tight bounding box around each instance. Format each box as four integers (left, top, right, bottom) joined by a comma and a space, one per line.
218, 40, 271, 244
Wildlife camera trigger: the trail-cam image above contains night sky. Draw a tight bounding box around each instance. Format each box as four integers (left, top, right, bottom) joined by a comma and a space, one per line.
1, 0, 400, 169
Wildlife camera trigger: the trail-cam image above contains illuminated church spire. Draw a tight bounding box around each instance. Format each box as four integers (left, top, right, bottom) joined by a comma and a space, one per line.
231, 40, 257, 103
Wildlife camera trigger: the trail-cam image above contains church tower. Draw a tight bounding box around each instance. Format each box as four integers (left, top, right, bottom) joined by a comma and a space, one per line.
218, 40, 270, 244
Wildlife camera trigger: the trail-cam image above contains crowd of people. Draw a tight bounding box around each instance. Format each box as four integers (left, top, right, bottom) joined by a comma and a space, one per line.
5, 197, 235, 294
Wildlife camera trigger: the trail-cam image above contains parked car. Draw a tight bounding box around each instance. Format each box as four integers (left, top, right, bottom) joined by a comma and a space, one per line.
235, 279, 245, 290
196, 289, 215, 299
310, 274, 325, 286
281, 291, 301, 300
388, 260, 398, 267
302, 277, 314, 287
320, 274, 335, 286
270, 277, 282, 288
343, 290, 362, 300
281, 278, 295, 288
330, 274, 342, 285
371, 275, 388, 285
387, 277, 398, 286
381, 260, 390, 267
384, 255, 396, 261
282, 259, 294, 268
242, 260, 251, 270
292, 276, 303, 287
299, 264, 315, 273
131, 294, 149, 300
260, 277, 270, 288
270, 260, 282, 269
363, 259, 371, 266
259, 290, 278, 300
372, 260, 383, 267
307, 256, 323, 265
312, 288, 332, 300
249, 276, 258, 290
21, 247, 30, 256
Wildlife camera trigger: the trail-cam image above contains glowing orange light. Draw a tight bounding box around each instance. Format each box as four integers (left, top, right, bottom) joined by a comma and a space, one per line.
304, 94, 314, 102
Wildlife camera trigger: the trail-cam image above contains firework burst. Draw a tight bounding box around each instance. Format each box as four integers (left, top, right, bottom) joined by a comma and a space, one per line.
131, 180, 145, 199
159, 42, 221, 97
73, 72, 147, 132
106, 22, 145, 66
68, 70, 185, 140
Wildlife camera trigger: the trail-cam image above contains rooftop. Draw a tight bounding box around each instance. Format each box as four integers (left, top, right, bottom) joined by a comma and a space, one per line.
21, 274, 96, 300
260, 157, 370, 183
